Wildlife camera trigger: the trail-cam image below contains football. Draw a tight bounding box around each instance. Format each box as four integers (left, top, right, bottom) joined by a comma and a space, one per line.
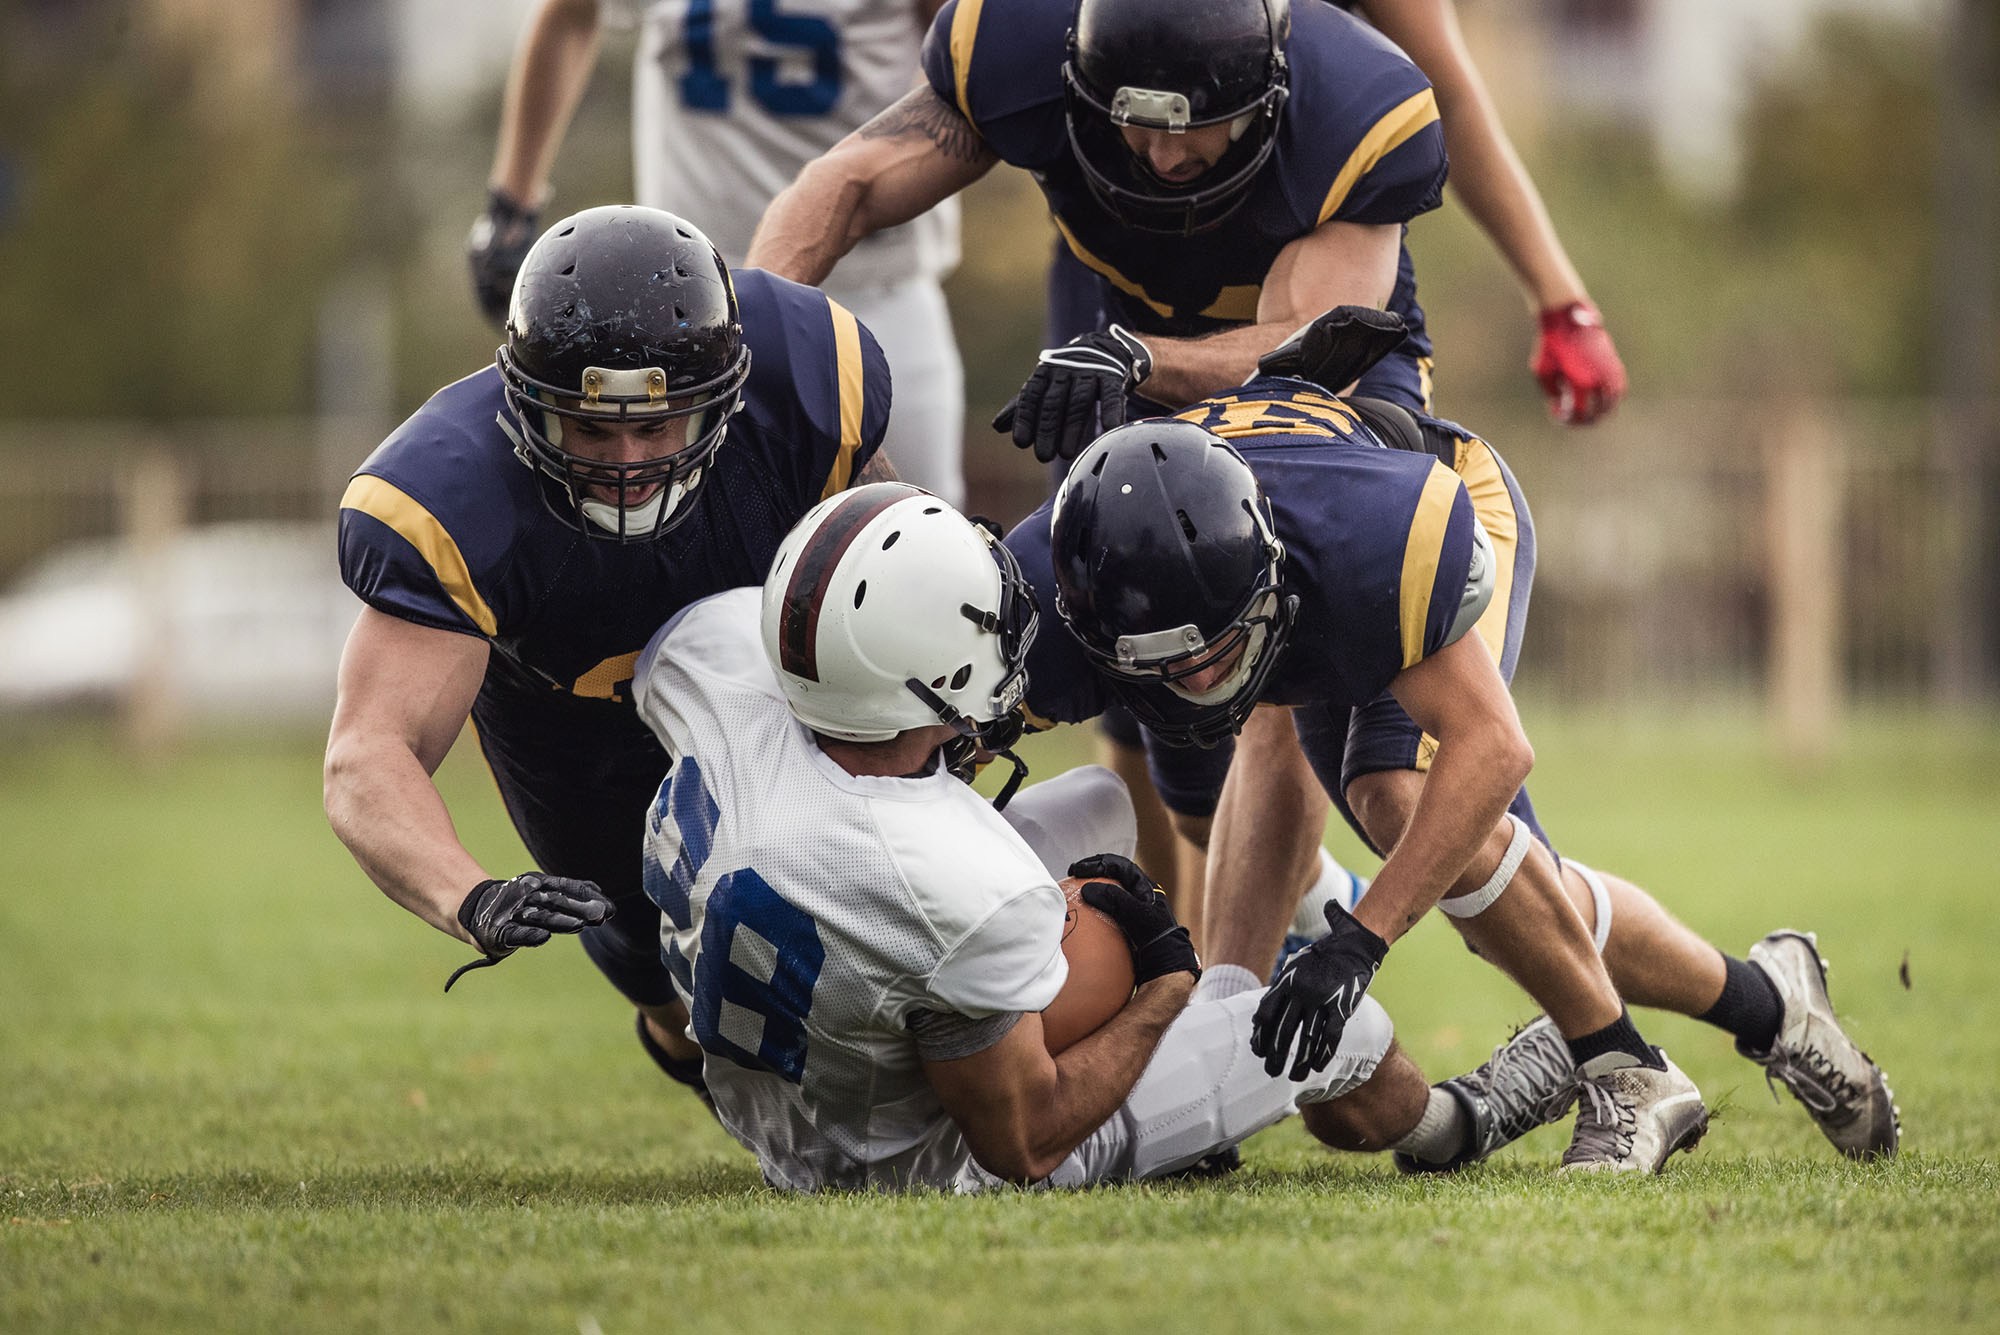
1042, 876, 1138, 1054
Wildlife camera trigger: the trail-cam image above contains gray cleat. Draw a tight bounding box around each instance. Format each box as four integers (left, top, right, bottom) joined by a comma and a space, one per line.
1743, 930, 1900, 1159
1558, 1050, 1708, 1174
1396, 1015, 1579, 1174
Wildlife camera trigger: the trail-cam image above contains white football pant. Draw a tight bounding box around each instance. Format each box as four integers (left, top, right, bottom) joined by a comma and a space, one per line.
830, 274, 966, 508
986, 764, 1395, 1189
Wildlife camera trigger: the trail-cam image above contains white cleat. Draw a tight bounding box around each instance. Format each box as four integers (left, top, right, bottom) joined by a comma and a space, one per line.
1558, 1050, 1708, 1174
1395, 1015, 1578, 1174
1744, 930, 1900, 1160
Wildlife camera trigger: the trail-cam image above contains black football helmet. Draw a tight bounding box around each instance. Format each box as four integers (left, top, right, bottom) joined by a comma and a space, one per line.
1051, 419, 1297, 747
497, 205, 752, 542
1063, 0, 1291, 235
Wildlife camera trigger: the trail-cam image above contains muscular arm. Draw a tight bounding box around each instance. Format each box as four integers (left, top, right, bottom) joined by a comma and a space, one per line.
1353, 632, 1534, 944
1353, 0, 1587, 313
1197, 705, 1332, 978
923, 974, 1194, 1183
323, 607, 495, 944
487, 0, 605, 205
747, 83, 997, 286
1135, 220, 1403, 408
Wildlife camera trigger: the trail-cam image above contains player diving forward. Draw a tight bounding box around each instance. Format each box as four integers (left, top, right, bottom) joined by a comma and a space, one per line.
1003, 314, 1900, 1167
326, 205, 891, 1102
631, 485, 1578, 1189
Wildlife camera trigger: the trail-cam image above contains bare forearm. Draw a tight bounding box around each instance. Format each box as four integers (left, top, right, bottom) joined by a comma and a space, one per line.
1431, 80, 1586, 312
747, 159, 876, 285
1352, 730, 1530, 943
1201, 707, 1329, 976
489, 0, 603, 203
1012, 976, 1193, 1178
1138, 322, 1295, 409
324, 736, 487, 944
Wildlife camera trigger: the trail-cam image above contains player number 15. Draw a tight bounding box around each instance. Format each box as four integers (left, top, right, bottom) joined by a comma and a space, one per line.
677, 0, 843, 118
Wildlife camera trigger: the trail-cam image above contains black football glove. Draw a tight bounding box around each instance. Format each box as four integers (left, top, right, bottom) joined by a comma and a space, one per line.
444, 872, 614, 992
466, 187, 540, 324
1256, 305, 1407, 394
1249, 898, 1388, 1080
992, 325, 1154, 464
1069, 852, 1200, 985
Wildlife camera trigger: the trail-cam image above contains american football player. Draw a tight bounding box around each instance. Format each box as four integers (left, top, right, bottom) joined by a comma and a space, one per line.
1004, 319, 1899, 1168
630, 484, 1578, 1189
326, 205, 894, 1103
470, 0, 967, 504
750, 0, 1450, 463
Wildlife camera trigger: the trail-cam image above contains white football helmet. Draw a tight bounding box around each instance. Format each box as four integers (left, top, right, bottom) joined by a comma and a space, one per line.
761, 483, 1037, 750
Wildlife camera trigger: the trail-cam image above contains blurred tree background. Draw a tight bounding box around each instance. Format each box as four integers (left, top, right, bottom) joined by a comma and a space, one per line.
0, 1, 1991, 709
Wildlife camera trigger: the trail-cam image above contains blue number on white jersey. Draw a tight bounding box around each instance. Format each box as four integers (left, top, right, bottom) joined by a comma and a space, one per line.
645, 754, 825, 1082
677, 0, 843, 116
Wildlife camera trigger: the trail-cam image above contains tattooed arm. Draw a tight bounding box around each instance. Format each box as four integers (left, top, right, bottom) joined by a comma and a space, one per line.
748, 83, 998, 285
852, 450, 901, 487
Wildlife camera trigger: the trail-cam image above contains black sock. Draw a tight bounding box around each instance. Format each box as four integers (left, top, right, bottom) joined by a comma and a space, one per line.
1565, 1007, 1664, 1071
1699, 954, 1783, 1056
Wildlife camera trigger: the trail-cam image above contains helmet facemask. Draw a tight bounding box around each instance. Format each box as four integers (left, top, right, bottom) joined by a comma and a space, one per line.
499, 351, 751, 542
1061, 42, 1288, 235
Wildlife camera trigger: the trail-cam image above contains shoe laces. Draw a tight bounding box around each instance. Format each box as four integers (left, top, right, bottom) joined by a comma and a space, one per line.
1760, 1042, 1864, 1124
1474, 1025, 1579, 1148
1562, 1076, 1637, 1167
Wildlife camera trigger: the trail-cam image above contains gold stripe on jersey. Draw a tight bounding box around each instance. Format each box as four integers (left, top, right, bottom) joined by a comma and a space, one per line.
821, 296, 866, 499
1052, 217, 1261, 323
573, 650, 642, 702
1397, 460, 1464, 668
950, 0, 987, 121
1173, 390, 1361, 440
340, 474, 497, 637
1453, 434, 1519, 668
1052, 217, 1173, 320
1199, 286, 1261, 322
1417, 355, 1435, 412
1315, 89, 1442, 226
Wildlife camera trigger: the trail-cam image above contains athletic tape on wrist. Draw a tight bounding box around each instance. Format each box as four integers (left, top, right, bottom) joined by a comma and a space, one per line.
1438, 813, 1531, 919
1567, 859, 1613, 954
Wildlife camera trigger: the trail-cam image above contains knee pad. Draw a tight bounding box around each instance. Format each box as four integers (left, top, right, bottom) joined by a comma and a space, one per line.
1566, 859, 1614, 953
1437, 813, 1531, 920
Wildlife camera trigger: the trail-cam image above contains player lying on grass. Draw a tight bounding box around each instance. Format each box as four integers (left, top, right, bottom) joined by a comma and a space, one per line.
628, 485, 1577, 1189
1002, 309, 1900, 1168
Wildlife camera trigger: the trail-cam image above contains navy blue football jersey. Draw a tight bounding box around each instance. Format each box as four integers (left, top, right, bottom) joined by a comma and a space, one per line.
338, 269, 890, 904
1009, 377, 1479, 729
924, 0, 1446, 408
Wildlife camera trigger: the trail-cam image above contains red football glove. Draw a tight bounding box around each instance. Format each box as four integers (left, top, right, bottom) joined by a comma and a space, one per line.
1530, 301, 1627, 426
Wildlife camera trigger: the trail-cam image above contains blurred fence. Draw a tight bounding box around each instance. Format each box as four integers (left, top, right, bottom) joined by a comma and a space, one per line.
0, 398, 1992, 736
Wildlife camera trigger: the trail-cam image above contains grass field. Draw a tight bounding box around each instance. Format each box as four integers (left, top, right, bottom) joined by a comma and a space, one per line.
3, 706, 1997, 1333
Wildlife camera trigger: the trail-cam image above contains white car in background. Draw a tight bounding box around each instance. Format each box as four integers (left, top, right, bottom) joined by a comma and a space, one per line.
0, 522, 359, 720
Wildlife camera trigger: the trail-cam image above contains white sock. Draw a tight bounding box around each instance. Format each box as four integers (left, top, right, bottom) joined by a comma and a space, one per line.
1193, 962, 1262, 1003
1391, 1087, 1472, 1164
1291, 848, 1367, 936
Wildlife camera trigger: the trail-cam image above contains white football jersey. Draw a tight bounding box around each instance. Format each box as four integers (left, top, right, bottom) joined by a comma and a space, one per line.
619, 0, 960, 289
634, 588, 1067, 1191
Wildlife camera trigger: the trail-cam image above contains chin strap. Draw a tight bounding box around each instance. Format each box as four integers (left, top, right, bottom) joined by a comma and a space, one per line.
908, 678, 1030, 811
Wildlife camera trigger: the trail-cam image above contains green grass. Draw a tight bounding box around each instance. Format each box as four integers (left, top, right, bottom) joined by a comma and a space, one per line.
3, 708, 1997, 1332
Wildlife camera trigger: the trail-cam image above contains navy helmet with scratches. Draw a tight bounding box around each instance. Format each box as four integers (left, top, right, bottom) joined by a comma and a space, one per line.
497, 205, 751, 542
1051, 418, 1296, 747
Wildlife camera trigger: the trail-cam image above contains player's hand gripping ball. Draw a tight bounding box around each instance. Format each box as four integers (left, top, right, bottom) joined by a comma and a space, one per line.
1041, 876, 1138, 1054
